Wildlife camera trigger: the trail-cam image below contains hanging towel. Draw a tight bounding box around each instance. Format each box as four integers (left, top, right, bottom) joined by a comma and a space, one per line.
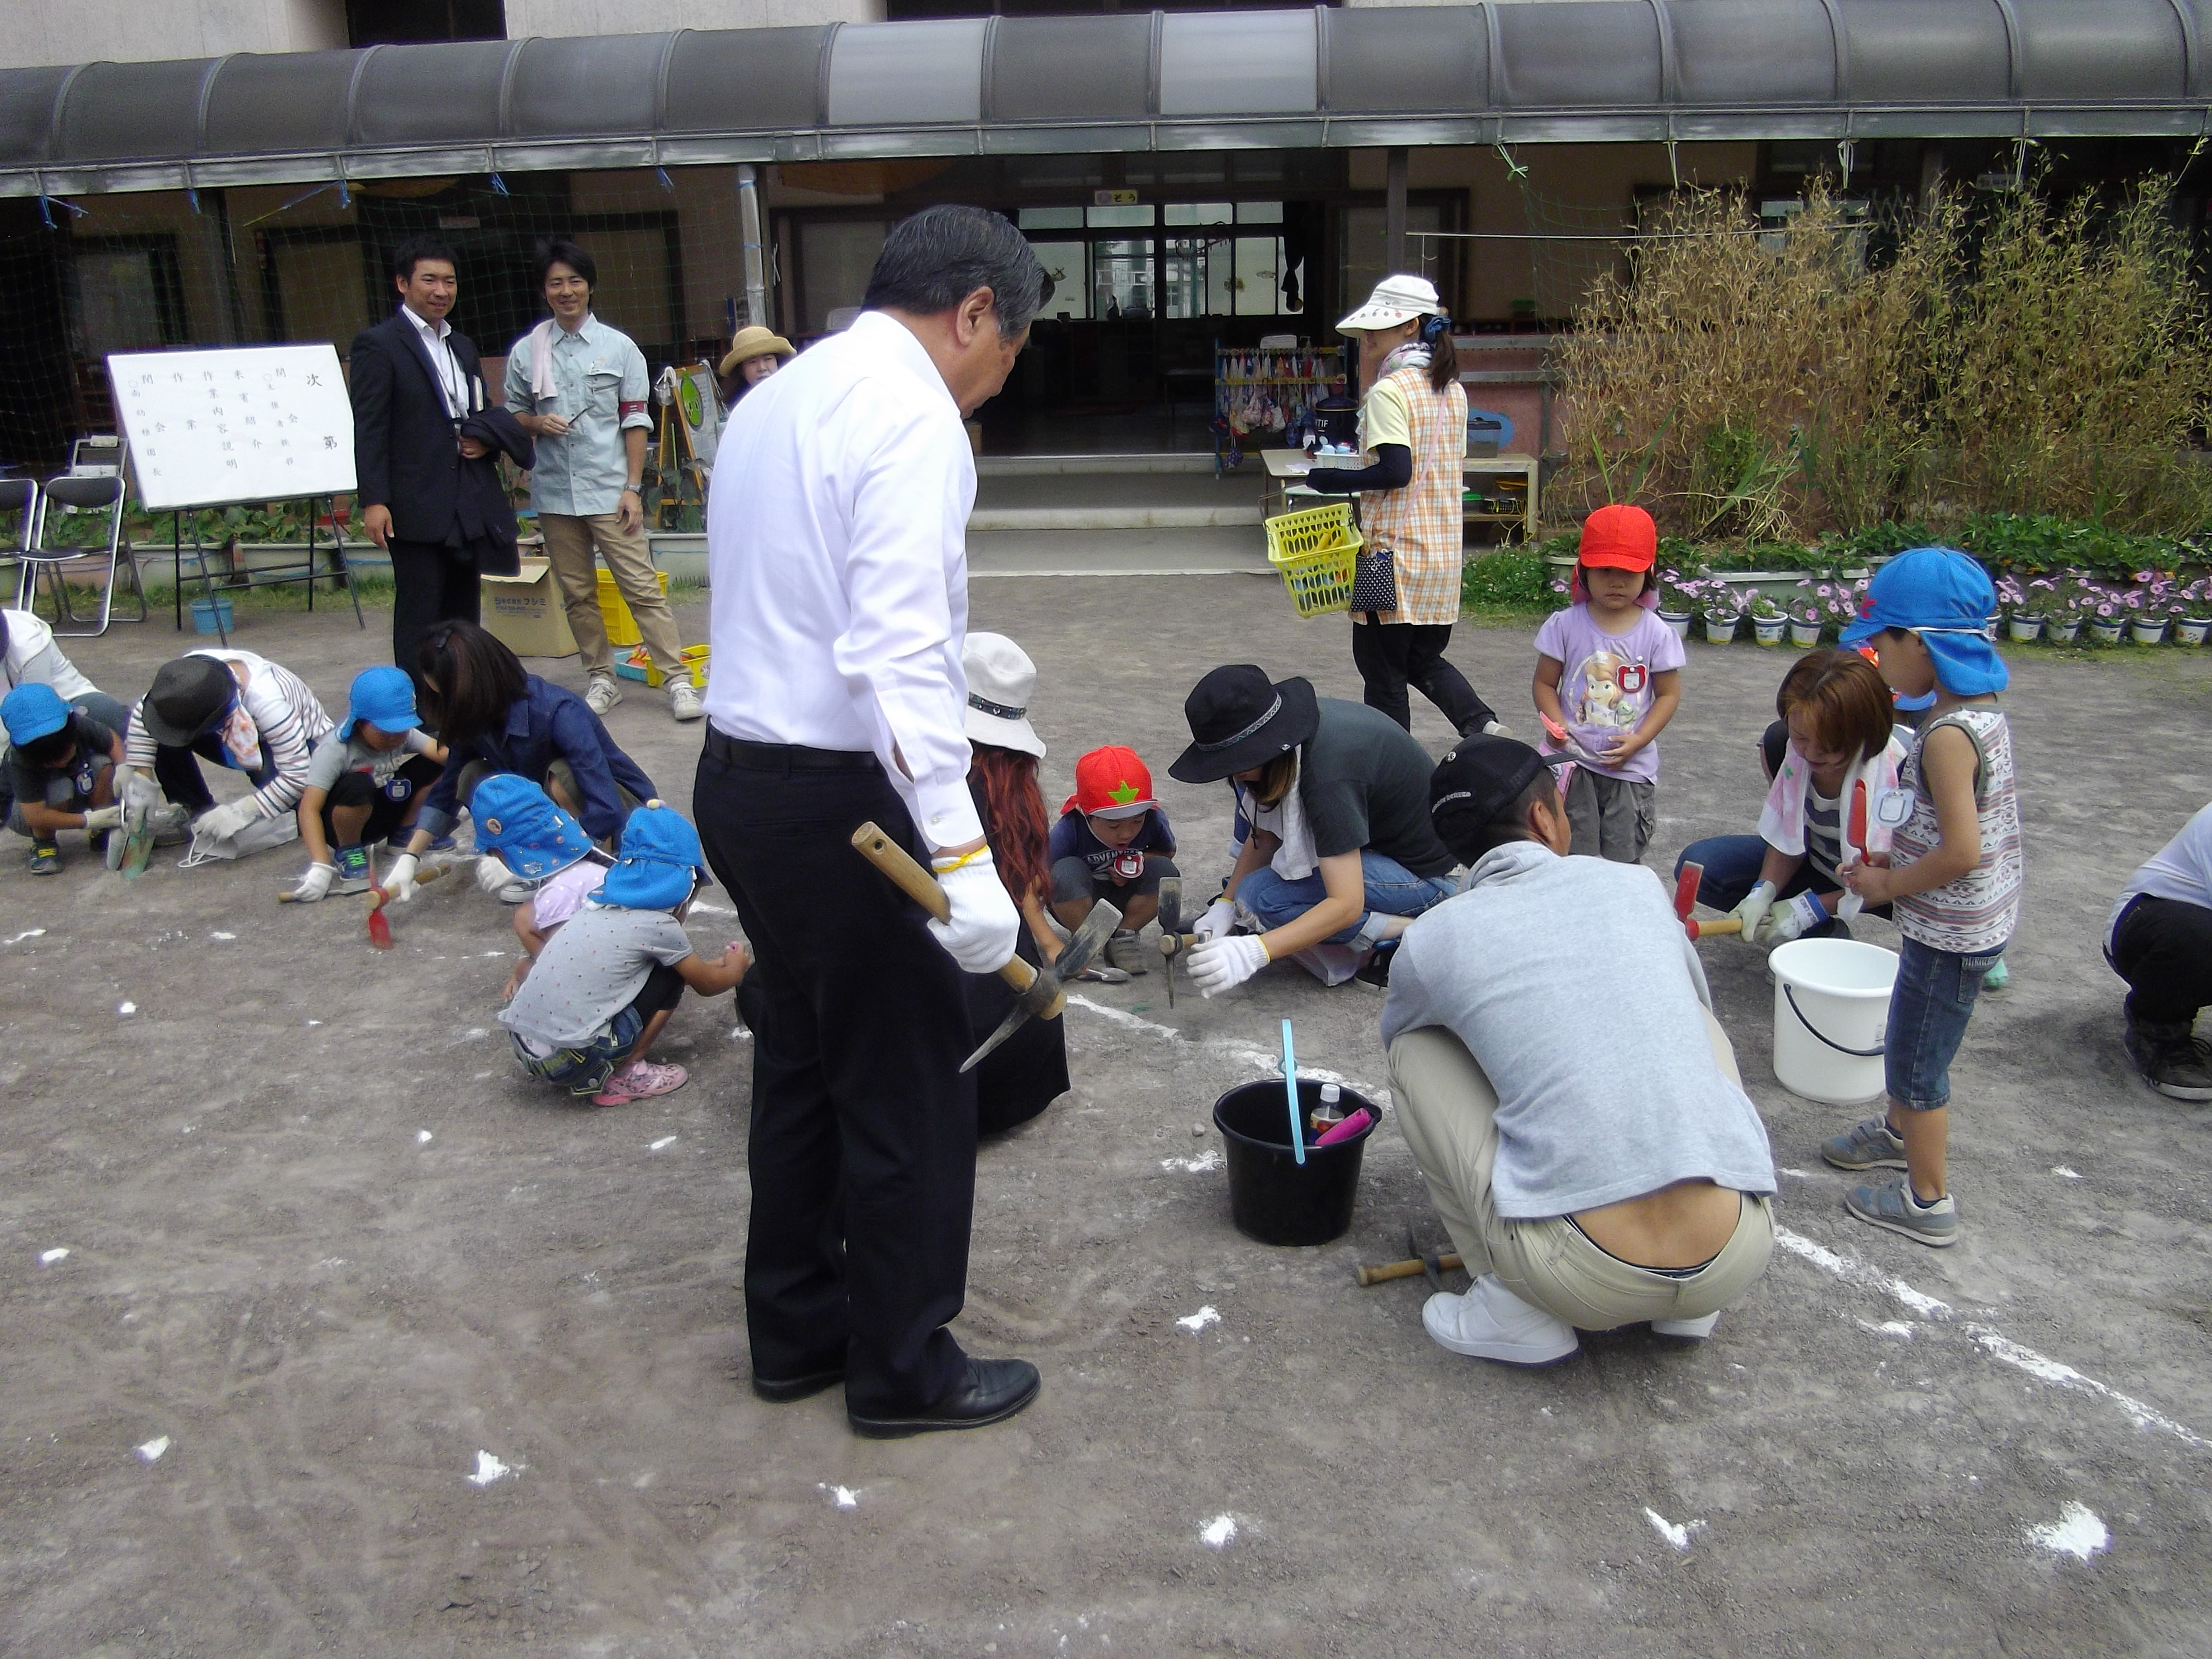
1759, 733, 1907, 861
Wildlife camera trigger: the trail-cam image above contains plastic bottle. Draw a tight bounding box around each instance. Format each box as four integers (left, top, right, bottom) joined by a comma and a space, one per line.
1311, 1082, 1346, 1134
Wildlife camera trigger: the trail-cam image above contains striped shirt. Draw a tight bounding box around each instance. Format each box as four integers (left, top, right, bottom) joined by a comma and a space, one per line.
126, 649, 334, 819
1804, 784, 1843, 884
1891, 706, 2022, 955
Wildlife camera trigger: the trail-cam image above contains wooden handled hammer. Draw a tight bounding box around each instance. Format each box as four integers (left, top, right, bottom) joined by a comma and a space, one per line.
851, 823, 1121, 1072
1671, 862, 1744, 942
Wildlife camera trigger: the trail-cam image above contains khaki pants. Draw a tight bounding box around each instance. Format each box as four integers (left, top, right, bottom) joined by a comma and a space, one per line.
1386, 1013, 1775, 1330
539, 512, 686, 679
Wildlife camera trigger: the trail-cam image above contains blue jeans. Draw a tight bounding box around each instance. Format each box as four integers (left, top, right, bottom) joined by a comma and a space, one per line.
1237, 851, 1458, 945
1674, 834, 1890, 926
1885, 935, 2007, 1112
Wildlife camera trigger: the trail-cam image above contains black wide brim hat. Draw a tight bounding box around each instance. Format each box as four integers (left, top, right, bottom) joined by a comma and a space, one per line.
140, 654, 237, 747
1168, 665, 1321, 784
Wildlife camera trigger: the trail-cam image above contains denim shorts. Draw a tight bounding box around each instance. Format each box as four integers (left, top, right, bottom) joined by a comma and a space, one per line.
1885, 934, 2007, 1112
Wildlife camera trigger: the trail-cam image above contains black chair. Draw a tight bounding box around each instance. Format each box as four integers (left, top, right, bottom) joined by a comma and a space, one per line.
19, 471, 145, 636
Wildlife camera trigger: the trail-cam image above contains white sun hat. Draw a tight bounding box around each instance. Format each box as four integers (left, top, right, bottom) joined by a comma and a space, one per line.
962, 631, 1046, 758
1336, 272, 1444, 333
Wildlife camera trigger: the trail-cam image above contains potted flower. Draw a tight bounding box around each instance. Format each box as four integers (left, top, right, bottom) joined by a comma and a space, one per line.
1655, 566, 1695, 641
2038, 574, 2094, 643
2124, 571, 2171, 645
1690, 579, 1745, 643
1785, 584, 1825, 647
2176, 575, 2212, 646
1995, 576, 2041, 643
1746, 589, 1787, 644
2083, 580, 2126, 644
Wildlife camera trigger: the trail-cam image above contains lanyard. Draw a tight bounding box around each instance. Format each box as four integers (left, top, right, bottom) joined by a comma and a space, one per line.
411, 313, 469, 417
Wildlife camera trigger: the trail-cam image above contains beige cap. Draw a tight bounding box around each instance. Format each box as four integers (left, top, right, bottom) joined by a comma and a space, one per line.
1336, 273, 1443, 333
717, 325, 794, 378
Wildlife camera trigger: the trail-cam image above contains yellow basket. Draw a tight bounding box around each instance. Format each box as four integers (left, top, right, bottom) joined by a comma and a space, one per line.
1263, 501, 1362, 619
595, 568, 670, 647
623, 643, 710, 688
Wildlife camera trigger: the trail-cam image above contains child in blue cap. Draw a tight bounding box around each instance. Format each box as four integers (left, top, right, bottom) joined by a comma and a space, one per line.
286, 666, 449, 901
1819, 547, 2023, 1247
498, 800, 750, 1106
4, 682, 129, 875
469, 772, 614, 1000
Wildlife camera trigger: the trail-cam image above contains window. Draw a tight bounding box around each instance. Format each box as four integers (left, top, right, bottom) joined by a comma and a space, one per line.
801, 220, 888, 334
1029, 240, 1089, 320
347, 0, 506, 46
69, 243, 186, 361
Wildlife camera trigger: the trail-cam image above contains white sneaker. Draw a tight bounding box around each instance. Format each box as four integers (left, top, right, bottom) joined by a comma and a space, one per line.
584, 674, 623, 716
1650, 1311, 1722, 1339
1422, 1276, 1580, 1367
496, 879, 534, 905
667, 680, 704, 722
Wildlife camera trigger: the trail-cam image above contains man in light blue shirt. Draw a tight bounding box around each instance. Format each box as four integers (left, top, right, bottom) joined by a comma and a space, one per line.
505, 238, 699, 723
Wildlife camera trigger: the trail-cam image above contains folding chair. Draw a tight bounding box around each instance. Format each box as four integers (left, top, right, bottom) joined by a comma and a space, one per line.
20, 471, 146, 636
0, 477, 38, 606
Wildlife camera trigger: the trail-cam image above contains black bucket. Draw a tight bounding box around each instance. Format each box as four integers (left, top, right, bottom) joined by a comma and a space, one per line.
1212, 1078, 1380, 1247
1313, 395, 1359, 448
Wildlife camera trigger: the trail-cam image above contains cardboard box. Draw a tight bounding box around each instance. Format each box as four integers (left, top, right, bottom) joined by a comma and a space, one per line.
481, 558, 578, 659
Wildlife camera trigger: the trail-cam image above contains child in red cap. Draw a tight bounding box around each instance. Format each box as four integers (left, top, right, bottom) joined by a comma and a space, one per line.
1531, 503, 1685, 863
1047, 745, 1180, 973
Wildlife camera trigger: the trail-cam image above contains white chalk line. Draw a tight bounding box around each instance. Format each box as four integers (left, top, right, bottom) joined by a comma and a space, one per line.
1774, 1226, 2209, 1452
1065, 995, 1386, 1099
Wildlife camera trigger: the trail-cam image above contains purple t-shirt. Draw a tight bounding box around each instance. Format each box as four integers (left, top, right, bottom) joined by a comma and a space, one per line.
1533, 603, 1685, 783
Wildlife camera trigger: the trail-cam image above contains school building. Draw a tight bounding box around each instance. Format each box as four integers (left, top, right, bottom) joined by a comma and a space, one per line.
0, 1, 2206, 469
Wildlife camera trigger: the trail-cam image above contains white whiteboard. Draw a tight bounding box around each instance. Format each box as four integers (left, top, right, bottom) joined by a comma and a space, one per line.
106, 345, 357, 511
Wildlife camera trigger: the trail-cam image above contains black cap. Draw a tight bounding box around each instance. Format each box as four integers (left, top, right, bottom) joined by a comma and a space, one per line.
1429, 735, 1572, 864
1167, 665, 1320, 784
139, 655, 237, 747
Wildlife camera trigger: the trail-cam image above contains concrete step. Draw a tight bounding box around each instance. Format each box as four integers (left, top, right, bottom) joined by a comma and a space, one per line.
967, 526, 1276, 579
974, 451, 1215, 477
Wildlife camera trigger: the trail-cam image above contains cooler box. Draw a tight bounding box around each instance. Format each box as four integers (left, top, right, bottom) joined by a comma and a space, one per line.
482, 559, 579, 658
596, 567, 670, 648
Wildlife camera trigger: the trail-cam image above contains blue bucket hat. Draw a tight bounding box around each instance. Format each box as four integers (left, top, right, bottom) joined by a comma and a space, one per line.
1840, 546, 2009, 696
2, 682, 71, 746
598, 801, 712, 911
339, 664, 420, 740
470, 772, 595, 880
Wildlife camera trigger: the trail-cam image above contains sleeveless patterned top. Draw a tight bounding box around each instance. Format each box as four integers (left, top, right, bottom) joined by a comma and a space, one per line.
1891, 706, 2022, 955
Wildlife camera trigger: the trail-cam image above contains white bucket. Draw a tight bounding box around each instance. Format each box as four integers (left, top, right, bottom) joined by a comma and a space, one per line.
1769, 938, 1898, 1104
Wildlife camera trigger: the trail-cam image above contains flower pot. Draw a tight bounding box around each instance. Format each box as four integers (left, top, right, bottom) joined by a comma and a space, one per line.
2006, 615, 2043, 643
2128, 618, 2169, 646
1701, 613, 1739, 644
2044, 616, 2081, 644
2088, 619, 2124, 644
1658, 609, 1691, 641
1753, 616, 1787, 644
1787, 620, 1823, 647
2177, 617, 2212, 646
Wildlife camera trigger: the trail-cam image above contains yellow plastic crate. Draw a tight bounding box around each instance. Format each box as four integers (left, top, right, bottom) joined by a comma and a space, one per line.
595, 567, 670, 647
617, 642, 710, 688
1264, 501, 1361, 619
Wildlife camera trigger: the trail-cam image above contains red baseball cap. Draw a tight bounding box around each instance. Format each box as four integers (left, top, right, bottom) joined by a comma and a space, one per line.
1580, 503, 1657, 572
1063, 745, 1158, 819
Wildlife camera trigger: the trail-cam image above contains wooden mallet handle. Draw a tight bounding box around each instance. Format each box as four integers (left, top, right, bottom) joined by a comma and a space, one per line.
1687, 915, 1744, 940
1356, 1253, 1464, 1287
850, 823, 1040, 997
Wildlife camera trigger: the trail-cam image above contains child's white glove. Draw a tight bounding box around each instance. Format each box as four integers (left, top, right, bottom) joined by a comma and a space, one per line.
196, 796, 263, 844
80, 805, 123, 833
382, 852, 420, 901
1190, 897, 1237, 942
1756, 890, 1828, 945
925, 852, 1020, 974
1191, 934, 1268, 997
475, 853, 517, 896
287, 861, 337, 903
1730, 880, 1778, 942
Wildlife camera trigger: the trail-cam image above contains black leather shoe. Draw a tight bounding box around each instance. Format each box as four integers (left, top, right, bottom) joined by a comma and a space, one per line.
847, 1358, 1041, 1439
752, 1367, 845, 1405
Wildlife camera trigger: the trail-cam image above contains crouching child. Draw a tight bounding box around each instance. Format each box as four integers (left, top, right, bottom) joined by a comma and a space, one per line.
287, 667, 448, 901
467, 771, 614, 1000
3, 684, 128, 875
497, 801, 750, 1106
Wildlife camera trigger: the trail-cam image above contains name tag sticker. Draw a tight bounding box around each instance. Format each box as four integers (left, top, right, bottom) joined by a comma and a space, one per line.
1873, 786, 1912, 828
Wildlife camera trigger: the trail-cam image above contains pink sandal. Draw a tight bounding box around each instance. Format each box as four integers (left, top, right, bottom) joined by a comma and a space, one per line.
592, 1059, 688, 1107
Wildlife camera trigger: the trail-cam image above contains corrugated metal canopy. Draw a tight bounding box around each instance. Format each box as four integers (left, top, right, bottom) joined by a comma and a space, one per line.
1, 0, 2205, 197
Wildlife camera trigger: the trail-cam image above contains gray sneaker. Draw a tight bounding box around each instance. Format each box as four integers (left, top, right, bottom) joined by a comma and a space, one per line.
584, 674, 623, 716
2126, 1023, 2212, 1102
1822, 1114, 1908, 1171
1845, 1176, 1960, 1247
1104, 929, 1149, 974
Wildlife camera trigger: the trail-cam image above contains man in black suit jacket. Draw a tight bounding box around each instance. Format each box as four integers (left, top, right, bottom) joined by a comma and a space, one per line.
349, 236, 519, 691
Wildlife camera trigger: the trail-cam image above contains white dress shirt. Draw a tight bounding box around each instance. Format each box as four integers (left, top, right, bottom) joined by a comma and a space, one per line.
402, 303, 470, 417
703, 310, 982, 849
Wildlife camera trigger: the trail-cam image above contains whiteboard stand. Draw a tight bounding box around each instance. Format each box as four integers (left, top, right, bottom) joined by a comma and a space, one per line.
104, 345, 367, 646
167, 500, 364, 646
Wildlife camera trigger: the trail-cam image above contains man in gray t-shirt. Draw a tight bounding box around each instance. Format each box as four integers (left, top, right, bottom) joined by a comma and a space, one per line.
1379, 735, 1777, 1369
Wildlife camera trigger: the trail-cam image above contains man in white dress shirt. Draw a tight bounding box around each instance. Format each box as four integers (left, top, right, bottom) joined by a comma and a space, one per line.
697, 206, 1046, 1438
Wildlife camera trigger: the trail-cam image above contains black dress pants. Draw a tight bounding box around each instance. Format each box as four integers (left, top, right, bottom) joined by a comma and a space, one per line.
388, 538, 487, 696
2110, 894, 2212, 1028
693, 738, 977, 1416
1352, 619, 1498, 735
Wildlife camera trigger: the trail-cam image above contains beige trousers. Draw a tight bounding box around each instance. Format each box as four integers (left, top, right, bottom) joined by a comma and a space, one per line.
1386, 1012, 1775, 1330
538, 512, 686, 679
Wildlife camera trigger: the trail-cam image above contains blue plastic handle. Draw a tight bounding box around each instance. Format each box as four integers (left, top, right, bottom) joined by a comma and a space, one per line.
1282, 1019, 1306, 1166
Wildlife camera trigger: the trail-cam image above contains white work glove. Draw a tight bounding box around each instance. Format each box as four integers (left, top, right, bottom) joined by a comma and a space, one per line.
1191, 897, 1237, 942
121, 768, 161, 833
287, 861, 337, 903
475, 854, 517, 896
196, 796, 263, 844
1191, 934, 1269, 998
1756, 890, 1828, 945
925, 852, 1020, 974
1730, 880, 1778, 943
382, 852, 421, 902
81, 805, 122, 833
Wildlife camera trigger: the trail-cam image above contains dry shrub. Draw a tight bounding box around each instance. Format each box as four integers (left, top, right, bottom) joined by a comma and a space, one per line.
1554, 178, 2212, 540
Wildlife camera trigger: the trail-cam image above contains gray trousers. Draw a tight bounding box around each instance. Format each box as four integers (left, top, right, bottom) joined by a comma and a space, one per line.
1564, 767, 1655, 864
